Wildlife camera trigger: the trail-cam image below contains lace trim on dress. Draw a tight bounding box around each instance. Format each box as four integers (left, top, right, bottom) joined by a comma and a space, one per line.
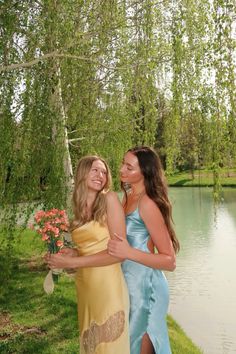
82, 310, 125, 354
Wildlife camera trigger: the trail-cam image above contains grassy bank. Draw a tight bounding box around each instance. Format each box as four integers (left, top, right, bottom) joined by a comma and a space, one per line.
167, 168, 236, 187
0, 230, 203, 354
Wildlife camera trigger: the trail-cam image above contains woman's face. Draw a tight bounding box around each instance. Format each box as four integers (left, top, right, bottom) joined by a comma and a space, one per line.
120, 152, 144, 184
87, 160, 107, 192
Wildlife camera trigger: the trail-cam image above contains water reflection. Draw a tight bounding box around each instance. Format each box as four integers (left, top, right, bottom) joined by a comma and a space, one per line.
167, 187, 236, 354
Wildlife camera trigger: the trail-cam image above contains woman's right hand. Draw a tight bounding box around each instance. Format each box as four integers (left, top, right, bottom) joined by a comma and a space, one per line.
60, 247, 79, 257
107, 233, 131, 260
47, 253, 79, 269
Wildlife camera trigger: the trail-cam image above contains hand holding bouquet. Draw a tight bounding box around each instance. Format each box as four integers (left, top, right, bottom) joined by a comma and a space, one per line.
33, 208, 69, 293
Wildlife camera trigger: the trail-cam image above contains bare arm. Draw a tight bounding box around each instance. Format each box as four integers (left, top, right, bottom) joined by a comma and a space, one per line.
47, 192, 126, 269
108, 195, 176, 271
106, 191, 127, 240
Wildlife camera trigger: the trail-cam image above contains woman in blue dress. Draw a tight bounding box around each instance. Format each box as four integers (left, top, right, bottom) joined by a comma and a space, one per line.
108, 146, 180, 354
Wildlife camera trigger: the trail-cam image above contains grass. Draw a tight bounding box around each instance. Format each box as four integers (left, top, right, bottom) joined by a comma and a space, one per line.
167, 168, 236, 187
0, 230, 203, 354
168, 317, 203, 354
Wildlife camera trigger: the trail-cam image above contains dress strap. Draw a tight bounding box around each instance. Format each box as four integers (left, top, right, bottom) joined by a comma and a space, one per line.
124, 190, 145, 215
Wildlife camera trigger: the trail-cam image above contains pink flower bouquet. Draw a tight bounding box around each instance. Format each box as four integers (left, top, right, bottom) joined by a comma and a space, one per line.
33, 208, 69, 283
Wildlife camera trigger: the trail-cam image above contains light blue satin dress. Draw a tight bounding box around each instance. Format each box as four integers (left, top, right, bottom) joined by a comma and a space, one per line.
122, 207, 172, 354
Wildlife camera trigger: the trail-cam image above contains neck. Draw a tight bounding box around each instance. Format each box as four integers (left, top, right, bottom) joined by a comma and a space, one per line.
130, 183, 145, 197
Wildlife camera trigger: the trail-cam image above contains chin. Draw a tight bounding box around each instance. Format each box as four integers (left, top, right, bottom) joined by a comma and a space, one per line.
96, 186, 104, 191
120, 177, 127, 183
122, 180, 131, 185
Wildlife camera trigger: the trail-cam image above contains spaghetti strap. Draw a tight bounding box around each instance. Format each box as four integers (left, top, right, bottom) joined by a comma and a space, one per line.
124, 190, 146, 216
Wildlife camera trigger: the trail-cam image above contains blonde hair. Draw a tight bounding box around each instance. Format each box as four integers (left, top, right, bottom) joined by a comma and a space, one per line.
71, 155, 112, 230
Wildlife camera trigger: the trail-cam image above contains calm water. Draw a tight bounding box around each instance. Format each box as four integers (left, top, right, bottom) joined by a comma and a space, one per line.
166, 187, 236, 354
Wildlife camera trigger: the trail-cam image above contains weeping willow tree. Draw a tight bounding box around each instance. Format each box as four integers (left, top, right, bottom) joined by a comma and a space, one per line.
155, 0, 236, 182
0, 0, 236, 283
0, 0, 168, 215
0, 1, 161, 288
1, 0, 235, 202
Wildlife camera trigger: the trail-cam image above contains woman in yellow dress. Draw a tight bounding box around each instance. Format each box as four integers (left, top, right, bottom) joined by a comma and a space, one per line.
47, 156, 130, 354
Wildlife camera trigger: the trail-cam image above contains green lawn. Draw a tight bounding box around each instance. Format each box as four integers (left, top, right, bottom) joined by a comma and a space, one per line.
167, 168, 236, 187
0, 229, 203, 353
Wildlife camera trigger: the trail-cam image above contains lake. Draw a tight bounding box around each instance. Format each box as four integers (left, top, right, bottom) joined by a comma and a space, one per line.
167, 187, 236, 354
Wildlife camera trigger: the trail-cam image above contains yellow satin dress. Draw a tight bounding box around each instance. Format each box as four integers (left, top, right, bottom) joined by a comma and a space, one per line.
72, 221, 130, 354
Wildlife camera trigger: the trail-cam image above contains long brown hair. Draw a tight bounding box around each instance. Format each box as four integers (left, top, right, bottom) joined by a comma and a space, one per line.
122, 146, 180, 253
71, 155, 112, 230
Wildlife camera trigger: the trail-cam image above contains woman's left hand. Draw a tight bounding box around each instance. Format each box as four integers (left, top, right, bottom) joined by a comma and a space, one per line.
107, 233, 131, 259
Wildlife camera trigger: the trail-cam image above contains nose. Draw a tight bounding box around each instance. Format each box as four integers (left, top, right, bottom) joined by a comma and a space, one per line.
120, 165, 125, 174
97, 170, 104, 179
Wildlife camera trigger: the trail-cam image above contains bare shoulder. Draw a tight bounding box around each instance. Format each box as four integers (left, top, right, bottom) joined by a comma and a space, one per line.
139, 194, 163, 219
139, 194, 156, 209
105, 191, 121, 204
105, 191, 125, 221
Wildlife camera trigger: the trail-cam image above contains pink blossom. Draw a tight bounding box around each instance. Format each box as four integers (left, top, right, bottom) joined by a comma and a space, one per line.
58, 210, 66, 216
52, 227, 60, 236
33, 208, 69, 255
34, 210, 46, 222
53, 217, 63, 224
60, 224, 68, 231
42, 234, 49, 241
56, 240, 64, 248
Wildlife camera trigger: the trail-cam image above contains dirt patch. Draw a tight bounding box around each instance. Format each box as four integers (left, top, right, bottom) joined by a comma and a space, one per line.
0, 312, 11, 330
19, 255, 48, 272
0, 312, 46, 341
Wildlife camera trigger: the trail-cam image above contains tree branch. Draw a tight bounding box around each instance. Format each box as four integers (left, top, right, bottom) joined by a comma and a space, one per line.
0, 51, 114, 72
0, 50, 168, 73
68, 137, 86, 142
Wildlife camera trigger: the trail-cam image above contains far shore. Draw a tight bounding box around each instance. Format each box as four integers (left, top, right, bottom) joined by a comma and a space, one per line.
167, 168, 236, 187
